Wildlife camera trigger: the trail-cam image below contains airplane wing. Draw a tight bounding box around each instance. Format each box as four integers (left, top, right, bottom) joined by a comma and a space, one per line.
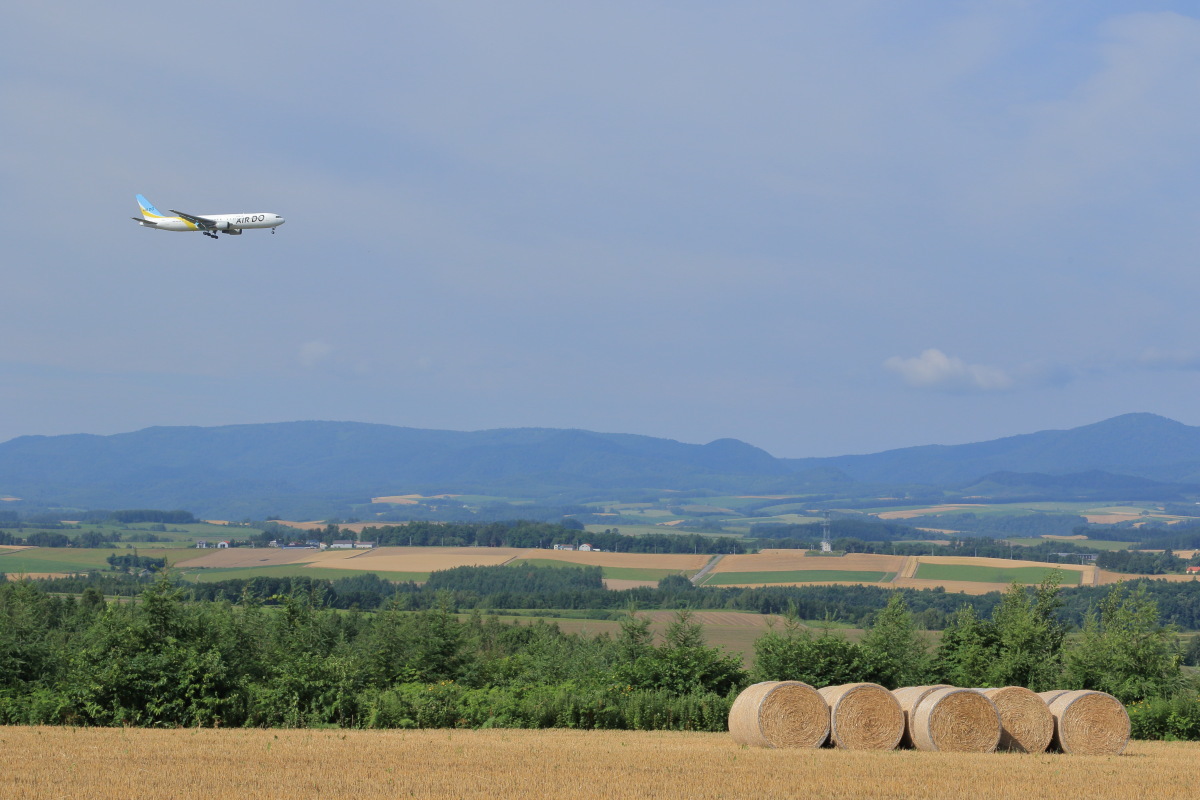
169, 210, 218, 229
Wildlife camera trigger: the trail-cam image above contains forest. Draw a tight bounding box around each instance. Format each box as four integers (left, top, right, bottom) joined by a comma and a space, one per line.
1, 573, 1197, 739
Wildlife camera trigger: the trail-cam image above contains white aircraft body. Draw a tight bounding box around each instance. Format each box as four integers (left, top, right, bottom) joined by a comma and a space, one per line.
132, 194, 285, 238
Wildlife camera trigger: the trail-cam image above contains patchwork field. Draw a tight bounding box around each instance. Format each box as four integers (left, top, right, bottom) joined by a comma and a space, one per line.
699, 551, 906, 586
0, 727, 1192, 800
0, 547, 181, 575
914, 562, 1083, 586
702, 570, 892, 586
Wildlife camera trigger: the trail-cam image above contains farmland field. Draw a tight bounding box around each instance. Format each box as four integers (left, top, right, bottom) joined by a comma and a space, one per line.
1004, 537, 1134, 551
701, 569, 891, 586
516, 558, 688, 582
914, 562, 1083, 585
0, 727, 1193, 800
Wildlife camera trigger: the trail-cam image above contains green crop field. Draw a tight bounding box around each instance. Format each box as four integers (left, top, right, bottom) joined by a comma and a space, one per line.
914, 562, 1083, 585
700, 570, 890, 586
1004, 537, 1133, 551
0, 548, 122, 574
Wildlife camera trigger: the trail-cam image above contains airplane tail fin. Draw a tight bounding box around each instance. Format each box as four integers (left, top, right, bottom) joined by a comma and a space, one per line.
136, 194, 167, 219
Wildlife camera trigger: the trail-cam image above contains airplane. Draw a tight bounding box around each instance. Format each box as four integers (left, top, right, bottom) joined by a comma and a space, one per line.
132, 194, 285, 239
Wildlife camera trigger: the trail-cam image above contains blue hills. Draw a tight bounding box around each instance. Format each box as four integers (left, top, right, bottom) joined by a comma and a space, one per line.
0, 413, 1197, 518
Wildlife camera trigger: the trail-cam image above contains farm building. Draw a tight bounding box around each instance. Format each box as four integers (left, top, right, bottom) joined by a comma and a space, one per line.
355, 541, 377, 549
1186, 566, 1200, 574
329, 540, 355, 549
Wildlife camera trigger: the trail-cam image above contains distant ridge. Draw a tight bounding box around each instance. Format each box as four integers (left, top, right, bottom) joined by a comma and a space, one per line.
0, 413, 1198, 517
783, 413, 1200, 485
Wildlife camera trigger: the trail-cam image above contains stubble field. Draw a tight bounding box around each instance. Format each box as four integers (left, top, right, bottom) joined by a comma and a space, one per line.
0, 727, 1193, 800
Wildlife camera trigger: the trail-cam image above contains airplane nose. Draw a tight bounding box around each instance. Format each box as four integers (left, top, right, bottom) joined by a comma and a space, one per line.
276, 215, 286, 225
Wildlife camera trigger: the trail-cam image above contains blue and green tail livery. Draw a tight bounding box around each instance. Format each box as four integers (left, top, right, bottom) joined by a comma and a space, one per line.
135, 194, 167, 219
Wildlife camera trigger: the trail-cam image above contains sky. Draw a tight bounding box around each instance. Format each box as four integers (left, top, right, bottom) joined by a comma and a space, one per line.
5, 2, 1200, 458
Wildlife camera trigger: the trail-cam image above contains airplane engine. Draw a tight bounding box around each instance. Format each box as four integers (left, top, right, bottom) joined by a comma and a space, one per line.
212, 221, 231, 231
224, 228, 243, 235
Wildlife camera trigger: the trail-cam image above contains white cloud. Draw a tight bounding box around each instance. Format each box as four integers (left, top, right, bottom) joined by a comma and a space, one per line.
1136, 347, 1200, 371
884, 349, 1014, 392
298, 340, 334, 369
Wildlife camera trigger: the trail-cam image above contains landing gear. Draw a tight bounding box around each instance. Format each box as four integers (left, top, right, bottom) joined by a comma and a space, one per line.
203, 231, 219, 239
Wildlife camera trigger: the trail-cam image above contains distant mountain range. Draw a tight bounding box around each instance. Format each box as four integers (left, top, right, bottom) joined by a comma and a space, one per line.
0, 413, 1197, 518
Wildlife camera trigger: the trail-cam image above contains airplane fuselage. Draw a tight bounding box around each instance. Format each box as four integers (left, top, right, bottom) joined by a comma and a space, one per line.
132, 195, 285, 237
137, 213, 285, 232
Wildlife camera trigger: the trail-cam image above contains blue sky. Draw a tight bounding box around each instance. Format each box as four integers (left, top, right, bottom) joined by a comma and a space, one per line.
4, 2, 1200, 457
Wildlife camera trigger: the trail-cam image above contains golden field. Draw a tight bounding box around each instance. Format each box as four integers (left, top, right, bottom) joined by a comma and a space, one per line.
0, 727, 1193, 800
711, 550, 908, 574
514, 549, 710, 570
174, 546, 708, 575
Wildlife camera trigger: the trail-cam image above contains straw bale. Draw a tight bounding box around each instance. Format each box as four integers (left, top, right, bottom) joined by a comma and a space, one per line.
1037, 690, 1070, 705
907, 687, 1000, 752
1044, 690, 1130, 755
977, 687, 1054, 753
817, 683, 904, 750
727, 681, 829, 748
890, 685, 950, 749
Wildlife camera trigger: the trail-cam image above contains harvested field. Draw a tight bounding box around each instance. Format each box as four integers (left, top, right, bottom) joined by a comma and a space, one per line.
602, 578, 658, 590
702, 570, 890, 586
513, 550, 709, 570
0, 728, 1194, 800
891, 578, 1019, 596
327, 547, 522, 572
711, 551, 906, 575
1096, 570, 1200, 585
175, 549, 343, 568
875, 504, 985, 520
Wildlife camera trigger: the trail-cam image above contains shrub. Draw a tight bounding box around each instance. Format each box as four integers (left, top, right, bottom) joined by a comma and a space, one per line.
1128, 691, 1200, 741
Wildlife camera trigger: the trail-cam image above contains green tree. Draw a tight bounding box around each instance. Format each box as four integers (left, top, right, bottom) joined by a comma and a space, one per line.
933, 605, 995, 687
860, 593, 932, 688
1063, 582, 1184, 703
987, 575, 1066, 691
751, 611, 872, 688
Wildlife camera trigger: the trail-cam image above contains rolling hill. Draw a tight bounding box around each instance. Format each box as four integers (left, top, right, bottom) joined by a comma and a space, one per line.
0, 413, 1198, 517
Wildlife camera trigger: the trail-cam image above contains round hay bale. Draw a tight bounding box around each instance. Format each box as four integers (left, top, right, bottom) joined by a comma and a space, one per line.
978, 687, 1054, 753
891, 685, 951, 749
817, 683, 904, 750
1037, 690, 1070, 704
1044, 690, 1130, 755
908, 687, 1001, 752
727, 681, 829, 748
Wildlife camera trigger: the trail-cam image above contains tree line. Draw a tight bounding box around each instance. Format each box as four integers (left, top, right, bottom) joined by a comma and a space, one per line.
0, 574, 1196, 738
